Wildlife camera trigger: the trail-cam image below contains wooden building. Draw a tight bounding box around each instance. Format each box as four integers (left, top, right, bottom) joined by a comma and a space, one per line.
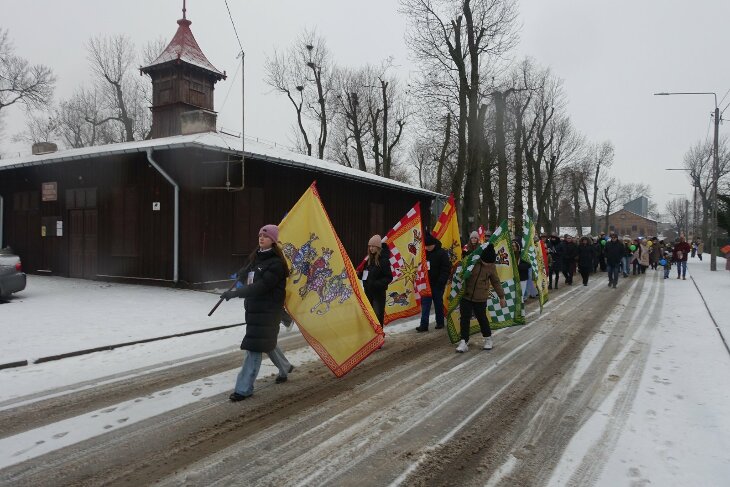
0, 9, 440, 288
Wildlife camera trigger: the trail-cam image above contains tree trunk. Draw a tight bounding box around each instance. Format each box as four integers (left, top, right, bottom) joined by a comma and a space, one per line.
493, 91, 509, 223
435, 113, 451, 194
380, 79, 390, 178
513, 109, 524, 236
572, 173, 583, 236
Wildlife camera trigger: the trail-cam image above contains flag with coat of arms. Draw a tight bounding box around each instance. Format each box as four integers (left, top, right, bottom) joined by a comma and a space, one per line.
382, 202, 431, 324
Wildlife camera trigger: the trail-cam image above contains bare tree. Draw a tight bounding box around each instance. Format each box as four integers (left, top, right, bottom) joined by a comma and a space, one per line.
12, 110, 57, 145
87, 34, 151, 142
683, 137, 730, 242
373, 68, 408, 178
264, 29, 334, 159
580, 141, 614, 234
665, 198, 688, 236
54, 87, 119, 148
333, 67, 372, 171
401, 0, 519, 235
599, 177, 621, 233
0, 28, 56, 118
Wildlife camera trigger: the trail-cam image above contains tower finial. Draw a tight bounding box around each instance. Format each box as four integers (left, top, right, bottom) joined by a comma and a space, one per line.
182, 0, 187, 20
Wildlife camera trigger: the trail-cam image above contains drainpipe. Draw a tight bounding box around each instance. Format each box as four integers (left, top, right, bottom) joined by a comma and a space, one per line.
146, 148, 179, 283
0, 195, 4, 249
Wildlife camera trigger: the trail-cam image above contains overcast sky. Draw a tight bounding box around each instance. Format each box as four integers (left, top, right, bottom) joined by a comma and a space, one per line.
2, 0, 729, 212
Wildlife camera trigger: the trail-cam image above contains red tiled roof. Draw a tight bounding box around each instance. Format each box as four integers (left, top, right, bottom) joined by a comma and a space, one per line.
141, 18, 225, 79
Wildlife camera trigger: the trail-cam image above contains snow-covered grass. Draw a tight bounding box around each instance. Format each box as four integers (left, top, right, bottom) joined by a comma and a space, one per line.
0, 275, 244, 364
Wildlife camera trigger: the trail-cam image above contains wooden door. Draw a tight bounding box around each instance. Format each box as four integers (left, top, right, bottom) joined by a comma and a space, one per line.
69, 209, 98, 279
83, 210, 98, 279
69, 210, 84, 278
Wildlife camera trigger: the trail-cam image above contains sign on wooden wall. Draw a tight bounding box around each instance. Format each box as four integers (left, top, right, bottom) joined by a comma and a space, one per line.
41, 182, 57, 202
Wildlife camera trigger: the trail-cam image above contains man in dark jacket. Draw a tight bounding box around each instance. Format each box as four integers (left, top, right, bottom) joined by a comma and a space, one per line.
547, 235, 563, 289
604, 232, 624, 288
560, 235, 579, 285
417, 233, 452, 331
673, 236, 692, 280
577, 237, 595, 285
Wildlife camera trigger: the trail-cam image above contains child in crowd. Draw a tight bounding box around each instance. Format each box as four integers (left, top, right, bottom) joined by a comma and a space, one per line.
662, 249, 672, 279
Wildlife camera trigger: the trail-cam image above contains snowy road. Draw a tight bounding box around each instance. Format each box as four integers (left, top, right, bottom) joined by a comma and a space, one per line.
0, 263, 728, 486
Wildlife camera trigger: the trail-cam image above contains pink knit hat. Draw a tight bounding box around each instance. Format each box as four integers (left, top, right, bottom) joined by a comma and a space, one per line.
368, 234, 382, 247
259, 224, 279, 242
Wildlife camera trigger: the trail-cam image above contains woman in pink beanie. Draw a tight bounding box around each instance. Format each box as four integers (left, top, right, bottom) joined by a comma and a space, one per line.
357, 234, 392, 325
221, 224, 294, 401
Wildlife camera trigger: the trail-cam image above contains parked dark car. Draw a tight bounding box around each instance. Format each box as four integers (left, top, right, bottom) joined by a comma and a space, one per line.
0, 247, 26, 298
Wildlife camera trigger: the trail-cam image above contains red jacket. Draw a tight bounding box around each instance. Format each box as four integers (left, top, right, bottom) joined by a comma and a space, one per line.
672, 241, 691, 262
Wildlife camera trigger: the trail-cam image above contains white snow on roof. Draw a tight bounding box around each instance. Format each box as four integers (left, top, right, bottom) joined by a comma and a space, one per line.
0, 132, 440, 197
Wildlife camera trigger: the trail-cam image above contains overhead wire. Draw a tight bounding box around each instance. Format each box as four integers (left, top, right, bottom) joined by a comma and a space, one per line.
224, 0, 244, 53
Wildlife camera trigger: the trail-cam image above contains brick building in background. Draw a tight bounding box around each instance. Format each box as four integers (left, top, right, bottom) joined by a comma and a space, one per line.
599, 208, 657, 238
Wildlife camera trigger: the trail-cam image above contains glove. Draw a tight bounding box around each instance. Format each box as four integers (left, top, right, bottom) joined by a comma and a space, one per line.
221, 290, 237, 301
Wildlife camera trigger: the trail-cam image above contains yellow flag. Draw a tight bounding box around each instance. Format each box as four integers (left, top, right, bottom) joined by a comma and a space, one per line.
279, 183, 384, 377
383, 202, 431, 325
432, 195, 462, 316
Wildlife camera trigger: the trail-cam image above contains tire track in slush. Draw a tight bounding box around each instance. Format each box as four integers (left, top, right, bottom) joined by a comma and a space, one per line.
484, 272, 662, 487
391, 276, 648, 486
155, 283, 605, 486
0, 280, 597, 486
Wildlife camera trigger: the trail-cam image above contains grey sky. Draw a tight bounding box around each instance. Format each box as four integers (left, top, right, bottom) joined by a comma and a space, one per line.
2, 0, 729, 212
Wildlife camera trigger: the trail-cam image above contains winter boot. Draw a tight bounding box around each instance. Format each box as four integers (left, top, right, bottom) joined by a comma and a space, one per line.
483, 336, 493, 350
456, 340, 469, 353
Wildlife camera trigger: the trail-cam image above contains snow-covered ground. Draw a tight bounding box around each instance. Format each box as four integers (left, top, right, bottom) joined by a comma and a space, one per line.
549, 254, 730, 486
2, 258, 729, 483
0, 276, 244, 364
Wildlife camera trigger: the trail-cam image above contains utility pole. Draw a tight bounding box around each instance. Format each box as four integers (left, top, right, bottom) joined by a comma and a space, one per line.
711, 106, 719, 271
655, 91, 722, 270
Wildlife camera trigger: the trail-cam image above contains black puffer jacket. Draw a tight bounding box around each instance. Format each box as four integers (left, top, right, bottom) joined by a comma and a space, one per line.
362, 243, 393, 296
577, 243, 594, 270
426, 240, 451, 290
605, 239, 624, 265
231, 249, 287, 353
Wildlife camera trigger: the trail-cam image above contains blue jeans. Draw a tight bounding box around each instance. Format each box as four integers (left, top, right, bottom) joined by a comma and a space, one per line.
235, 350, 262, 397
664, 265, 671, 278
676, 260, 687, 278
607, 264, 619, 284
268, 346, 292, 377
621, 256, 630, 276
420, 285, 445, 328
234, 346, 291, 396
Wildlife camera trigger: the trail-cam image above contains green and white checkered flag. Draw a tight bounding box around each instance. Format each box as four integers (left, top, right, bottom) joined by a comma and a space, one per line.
521, 214, 549, 312
445, 242, 489, 343
487, 221, 524, 328
445, 220, 525, 343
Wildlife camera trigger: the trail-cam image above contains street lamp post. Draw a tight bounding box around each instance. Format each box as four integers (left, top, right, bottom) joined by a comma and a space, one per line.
655, 92, 720, 271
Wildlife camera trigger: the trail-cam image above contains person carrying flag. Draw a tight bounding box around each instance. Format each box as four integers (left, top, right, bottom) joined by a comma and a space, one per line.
416, 232, 451, 331
455, 244, 507, 352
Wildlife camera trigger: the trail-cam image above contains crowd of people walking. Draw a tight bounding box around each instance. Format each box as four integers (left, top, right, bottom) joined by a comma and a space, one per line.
220, 222, 707, 401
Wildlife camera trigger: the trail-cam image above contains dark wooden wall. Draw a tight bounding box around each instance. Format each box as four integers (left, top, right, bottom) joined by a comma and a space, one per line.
0, 147, 434, 287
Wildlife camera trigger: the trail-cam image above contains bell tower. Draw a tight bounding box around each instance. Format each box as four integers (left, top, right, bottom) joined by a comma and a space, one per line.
141, 1, 226, 138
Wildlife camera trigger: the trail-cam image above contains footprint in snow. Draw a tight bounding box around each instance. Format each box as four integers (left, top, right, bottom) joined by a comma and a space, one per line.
160, 390, 172, 396
192, 388, 202, 397
52, 432, 68, 439
103, 425, 113, 430
101, 407, 117, 413
117, 418, 129, 424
